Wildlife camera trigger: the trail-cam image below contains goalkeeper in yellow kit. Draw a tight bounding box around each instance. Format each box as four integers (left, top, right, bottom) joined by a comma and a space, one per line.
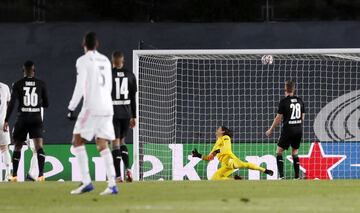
192, 126, 274, 180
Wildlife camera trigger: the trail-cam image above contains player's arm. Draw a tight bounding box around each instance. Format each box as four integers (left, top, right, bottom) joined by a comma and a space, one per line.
192, 148, 220, 161
5, 85, 11, 111
3, 83, 18, 131
265, 113, 283, 136
41, 82, 49, 108
129, 74, 137, 128
301, 101, 305, 121
192, 140, 221, 161
67, 60, 86, 120
266, 99, 284, 137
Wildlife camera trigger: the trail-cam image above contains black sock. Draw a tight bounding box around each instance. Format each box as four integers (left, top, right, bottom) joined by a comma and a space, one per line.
276, 154, 284, 178
112, 149, 122, 178
293, 154, 300, 179
37, 148, 45, 177
12, 151, 21, 177
120, 145, 129, 169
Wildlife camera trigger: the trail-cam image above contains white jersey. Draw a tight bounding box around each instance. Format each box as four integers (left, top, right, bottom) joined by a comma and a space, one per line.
0, 82, 11, 123
68, 50, 113, 116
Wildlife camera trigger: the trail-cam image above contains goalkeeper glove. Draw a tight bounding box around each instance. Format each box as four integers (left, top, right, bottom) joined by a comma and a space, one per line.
67, 110, 77, 121
192, 148, 202, 158
212, 149, 220, 155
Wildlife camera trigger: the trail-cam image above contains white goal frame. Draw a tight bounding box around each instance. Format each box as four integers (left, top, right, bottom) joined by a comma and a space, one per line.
132, 48, 360, 181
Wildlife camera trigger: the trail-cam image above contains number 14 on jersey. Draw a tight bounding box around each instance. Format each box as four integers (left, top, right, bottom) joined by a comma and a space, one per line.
115, 77, 129, 100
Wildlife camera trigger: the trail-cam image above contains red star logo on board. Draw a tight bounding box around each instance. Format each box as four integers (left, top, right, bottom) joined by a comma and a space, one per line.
287, 142, 346, 180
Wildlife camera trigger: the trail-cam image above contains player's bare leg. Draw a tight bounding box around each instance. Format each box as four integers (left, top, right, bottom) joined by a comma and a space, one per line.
292, 148, 300, 179
276, 146, 285, 179
97, 138, 118, 195
9, 141, 23, 182
32, 138, 45, 181
0, 145, 12, 181
70, 134, 94, 195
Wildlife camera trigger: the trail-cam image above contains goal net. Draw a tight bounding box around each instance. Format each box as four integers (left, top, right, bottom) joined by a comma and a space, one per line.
133, 49, 360, 181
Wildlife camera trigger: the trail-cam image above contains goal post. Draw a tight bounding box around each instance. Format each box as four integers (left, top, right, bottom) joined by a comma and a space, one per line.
133, 48, 360, 181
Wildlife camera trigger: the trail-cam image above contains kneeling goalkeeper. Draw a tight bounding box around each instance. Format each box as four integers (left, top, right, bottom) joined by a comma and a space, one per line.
192, 126, 274, 180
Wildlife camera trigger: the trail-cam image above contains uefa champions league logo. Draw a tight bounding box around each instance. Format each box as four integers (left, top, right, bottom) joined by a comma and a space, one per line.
314, 90, 360, 141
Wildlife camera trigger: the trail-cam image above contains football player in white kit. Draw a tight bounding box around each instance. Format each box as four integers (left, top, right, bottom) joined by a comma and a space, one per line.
67, 32, 118, 195
0, 82, 12, 181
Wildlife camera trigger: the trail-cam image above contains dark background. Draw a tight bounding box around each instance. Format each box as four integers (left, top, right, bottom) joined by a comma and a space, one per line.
1, 0, 360, 22
1, 1, 360, 144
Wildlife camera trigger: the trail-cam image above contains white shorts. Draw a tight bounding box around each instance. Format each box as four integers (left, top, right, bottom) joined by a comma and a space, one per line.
73, 111, 115, 141
0, 123, 11, 146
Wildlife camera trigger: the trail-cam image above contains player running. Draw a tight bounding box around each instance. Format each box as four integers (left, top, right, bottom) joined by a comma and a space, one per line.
110, 51, 137, 182
265, 80, 305, 179
3, 61, 49, 182
67, 32, 118, 195
192, 126, 274, 180
0, 82, 12, 180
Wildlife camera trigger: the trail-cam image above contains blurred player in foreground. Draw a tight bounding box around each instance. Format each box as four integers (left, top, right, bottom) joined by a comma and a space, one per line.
265, 80, 305, 179
0, 82, 12, 180
192, 126, 273, 180
67, 32, 117, 195
110, 51, 137, 182
3, 61, 49, 182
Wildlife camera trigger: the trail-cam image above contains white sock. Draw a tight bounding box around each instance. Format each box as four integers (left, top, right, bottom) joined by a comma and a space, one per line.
29, 153, 39, 178
100, 148, 116, 187
74, 146, 91, 185
1, 150, 12, 177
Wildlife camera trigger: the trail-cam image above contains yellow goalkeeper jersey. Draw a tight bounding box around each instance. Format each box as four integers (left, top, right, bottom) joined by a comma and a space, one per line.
210, 135, 237, 163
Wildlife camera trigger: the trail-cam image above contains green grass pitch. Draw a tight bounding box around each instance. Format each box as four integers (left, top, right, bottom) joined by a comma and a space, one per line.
0, 180, 359, 213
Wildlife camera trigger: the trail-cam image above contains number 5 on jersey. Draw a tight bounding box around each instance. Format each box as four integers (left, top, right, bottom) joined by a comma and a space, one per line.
115, 77, 129, 100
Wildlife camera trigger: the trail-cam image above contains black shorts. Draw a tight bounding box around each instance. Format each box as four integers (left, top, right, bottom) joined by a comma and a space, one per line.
113, 118, 130, 139
12, 117, 44, 142
278, 127, 302, 150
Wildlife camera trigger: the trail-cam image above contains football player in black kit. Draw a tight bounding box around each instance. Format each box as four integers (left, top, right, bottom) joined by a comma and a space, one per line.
111, 51, 137, 182
3, 61, 49, 182
265, 81, 305, 179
